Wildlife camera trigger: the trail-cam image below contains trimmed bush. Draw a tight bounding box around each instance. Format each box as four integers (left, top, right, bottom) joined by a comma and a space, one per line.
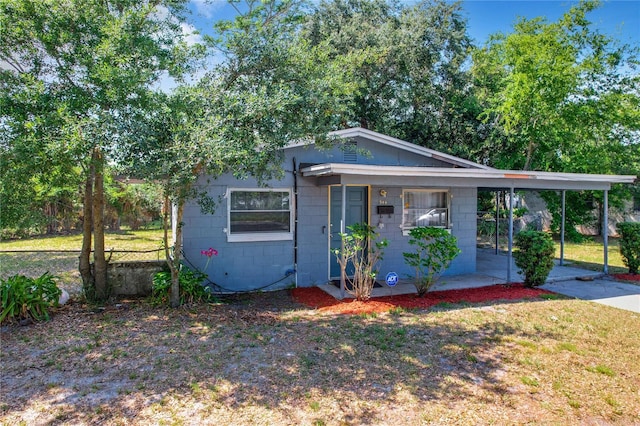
513, 230, 555, 287
1, 272, 61, 324
403, 227, 461, 296
617, 222, 640, 274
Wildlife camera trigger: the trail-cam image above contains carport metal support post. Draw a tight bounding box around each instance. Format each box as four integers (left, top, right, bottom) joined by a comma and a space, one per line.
603, 189, 609, 274
507, 186, 514, 283
495, 191, 500, 254
340, 184, 347, 299
560, 190, 566, 266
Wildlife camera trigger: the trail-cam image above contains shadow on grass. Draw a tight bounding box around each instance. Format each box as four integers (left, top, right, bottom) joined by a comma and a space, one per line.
0, 289, 583, 424
562, 259, 626, 275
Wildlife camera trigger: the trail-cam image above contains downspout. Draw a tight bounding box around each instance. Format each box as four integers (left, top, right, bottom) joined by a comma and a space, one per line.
293, 158, 299, 288
495, 191, 500, 254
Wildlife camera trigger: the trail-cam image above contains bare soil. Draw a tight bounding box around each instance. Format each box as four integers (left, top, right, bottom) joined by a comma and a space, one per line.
2, 290, 639, 425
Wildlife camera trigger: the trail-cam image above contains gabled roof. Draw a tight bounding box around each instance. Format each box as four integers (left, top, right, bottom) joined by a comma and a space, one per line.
287, 127, 493, 170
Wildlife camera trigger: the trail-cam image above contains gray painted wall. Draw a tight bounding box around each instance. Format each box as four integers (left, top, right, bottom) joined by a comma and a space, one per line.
367, 186, 477, 281
181, 140, 478, 291
293, 137, 452, 167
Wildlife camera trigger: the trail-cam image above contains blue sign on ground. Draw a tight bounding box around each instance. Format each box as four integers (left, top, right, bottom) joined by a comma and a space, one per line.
385, 272, 399, 287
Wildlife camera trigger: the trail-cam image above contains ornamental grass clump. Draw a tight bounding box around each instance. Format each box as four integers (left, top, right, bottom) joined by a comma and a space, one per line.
332, 223, 388, 301
617, 222, 640, 274
1, 272, 61, 324
151, 267, 211, 306
403, 226, 461, 297
513, 230, 555, 287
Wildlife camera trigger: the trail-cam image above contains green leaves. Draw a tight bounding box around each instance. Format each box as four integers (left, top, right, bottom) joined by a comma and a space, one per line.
302, 0, 479, 157
332, 223, 388, 301
473, 0, 639, 173
402, 226, 460, 296
513, 230, 555, 287
617, 223, 640, 274
151, 267, 212, 306
0, 272, 61, 324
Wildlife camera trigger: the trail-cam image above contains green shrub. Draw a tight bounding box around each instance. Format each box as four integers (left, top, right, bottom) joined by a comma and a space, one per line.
331, 223, 388, 301
513, 230, 555, 287
617, 222, 640, 274
151, 266, 211, 306
403, 226, 461, 296
1, 272, 61, 324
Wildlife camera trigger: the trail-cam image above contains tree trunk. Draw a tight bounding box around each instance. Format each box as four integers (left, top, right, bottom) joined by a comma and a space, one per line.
170, 200, 184, 308
93, 147, 108, 300
163, 194, 171, 265
597, 200, 605, 237
79, 164, 94, 297
523, 138, 536, 171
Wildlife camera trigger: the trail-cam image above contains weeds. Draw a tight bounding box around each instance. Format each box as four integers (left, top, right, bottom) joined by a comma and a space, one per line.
586, 365, 615, 377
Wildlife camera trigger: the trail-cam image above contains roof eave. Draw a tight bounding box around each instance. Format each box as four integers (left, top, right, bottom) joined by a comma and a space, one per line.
300, 163, 636, 190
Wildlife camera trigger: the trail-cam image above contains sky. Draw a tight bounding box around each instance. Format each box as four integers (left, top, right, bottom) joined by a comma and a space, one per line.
165, 0, 638, 91
185, 0, 640, 47
461, 0, 639, 46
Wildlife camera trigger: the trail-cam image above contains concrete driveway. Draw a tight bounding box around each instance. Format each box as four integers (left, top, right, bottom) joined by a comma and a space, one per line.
541, 278, 640, 313
478, 249, 640, 313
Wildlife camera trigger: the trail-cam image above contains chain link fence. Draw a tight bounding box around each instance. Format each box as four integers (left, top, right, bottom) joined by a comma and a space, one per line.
0, 249, 165, 296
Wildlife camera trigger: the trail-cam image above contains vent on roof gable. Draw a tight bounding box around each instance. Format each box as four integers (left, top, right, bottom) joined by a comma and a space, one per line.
343, 140, 357, 163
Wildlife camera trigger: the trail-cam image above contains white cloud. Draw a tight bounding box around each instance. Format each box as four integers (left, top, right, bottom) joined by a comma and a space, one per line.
181, 22, 203, 46
191, 0, 225, 19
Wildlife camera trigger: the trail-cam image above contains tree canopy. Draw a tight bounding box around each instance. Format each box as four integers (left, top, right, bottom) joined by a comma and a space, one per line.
0, 0, 194, 299
302, 0, 484, 159
472, 0, 639, 173
472, 0, 639, 237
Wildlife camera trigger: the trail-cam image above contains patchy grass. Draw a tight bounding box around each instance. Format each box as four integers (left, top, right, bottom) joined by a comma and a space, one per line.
556, 237, 626, 274
478, 235, 627, 274
0, 229, 167, 251
1, 293, 639, 425
0, 229, 168, 295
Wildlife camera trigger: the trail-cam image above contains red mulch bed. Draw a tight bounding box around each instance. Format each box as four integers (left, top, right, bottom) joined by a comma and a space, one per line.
291, 284, 554, 315
613, 273, 640, 282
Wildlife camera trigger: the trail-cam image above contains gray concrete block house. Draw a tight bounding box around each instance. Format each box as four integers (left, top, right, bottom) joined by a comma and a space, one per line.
180, 127, 635, 292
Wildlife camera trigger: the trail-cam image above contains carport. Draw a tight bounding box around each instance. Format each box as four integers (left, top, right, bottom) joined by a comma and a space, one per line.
471, 169, 636, 282
303, 163, 636, 283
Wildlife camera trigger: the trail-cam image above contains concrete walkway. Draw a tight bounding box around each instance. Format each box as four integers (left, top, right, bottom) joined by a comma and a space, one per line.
319, 249, 640, 313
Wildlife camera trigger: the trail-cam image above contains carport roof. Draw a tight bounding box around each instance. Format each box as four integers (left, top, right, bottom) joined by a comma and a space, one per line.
300, 163, 637, 191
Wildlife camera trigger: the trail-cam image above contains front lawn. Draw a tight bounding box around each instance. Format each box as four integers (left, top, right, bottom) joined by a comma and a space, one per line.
1, 292, 638, 425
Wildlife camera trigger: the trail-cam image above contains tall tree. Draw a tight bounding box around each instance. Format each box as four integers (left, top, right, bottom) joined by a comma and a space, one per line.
118, 0, 351, 306
473, 0, 639, 172
0, 0, 192, 300
472, 0, 640, 237
302, 0, 483, 159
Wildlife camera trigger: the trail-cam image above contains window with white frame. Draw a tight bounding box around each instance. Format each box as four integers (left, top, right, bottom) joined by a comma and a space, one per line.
402, 189, 449, 231
227, 189, 293, 242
